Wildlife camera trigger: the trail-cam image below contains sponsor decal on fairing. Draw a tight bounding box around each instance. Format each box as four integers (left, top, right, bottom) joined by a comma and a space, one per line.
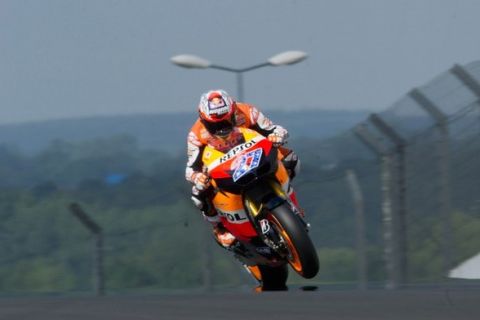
232, 148, 263, 182
218, 138, 259, 163
216, 208, 249, 224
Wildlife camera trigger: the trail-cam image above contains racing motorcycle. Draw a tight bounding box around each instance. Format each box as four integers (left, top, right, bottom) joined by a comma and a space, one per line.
202, 127, 319, 290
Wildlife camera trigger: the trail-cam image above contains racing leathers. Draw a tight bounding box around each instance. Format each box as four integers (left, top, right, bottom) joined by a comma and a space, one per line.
186, 102, 299, 224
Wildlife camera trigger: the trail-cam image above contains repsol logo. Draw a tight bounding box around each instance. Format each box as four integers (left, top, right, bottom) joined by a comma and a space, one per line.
225, 212, 247, 223
219, 139, 258, 163
217, 209, 249, 224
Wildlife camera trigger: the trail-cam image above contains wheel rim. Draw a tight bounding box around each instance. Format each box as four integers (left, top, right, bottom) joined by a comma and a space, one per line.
270, 216, 303, 273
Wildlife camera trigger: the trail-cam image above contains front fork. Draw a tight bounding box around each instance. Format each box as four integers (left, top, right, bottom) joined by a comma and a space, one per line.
243, 180, 309, 251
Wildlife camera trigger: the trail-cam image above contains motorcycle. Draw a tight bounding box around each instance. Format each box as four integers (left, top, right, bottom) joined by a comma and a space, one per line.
202, 127, 319, 290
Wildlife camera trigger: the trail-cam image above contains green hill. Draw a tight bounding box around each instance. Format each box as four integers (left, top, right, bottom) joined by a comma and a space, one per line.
0, 110, 369, 155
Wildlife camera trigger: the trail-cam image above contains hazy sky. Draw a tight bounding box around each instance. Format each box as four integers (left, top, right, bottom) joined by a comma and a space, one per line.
1, 0, 479, 124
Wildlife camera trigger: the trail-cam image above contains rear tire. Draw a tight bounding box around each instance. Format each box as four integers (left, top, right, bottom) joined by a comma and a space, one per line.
259, 264, 288, 291
269, 203, 319, 279
245, 264, 288, 291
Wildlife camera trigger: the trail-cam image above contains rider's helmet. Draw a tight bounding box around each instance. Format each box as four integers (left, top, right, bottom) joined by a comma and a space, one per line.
198, 89, 236, 137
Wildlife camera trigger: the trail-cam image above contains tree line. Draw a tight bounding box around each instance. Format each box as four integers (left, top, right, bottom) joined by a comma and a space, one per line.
0, 133, 479, 293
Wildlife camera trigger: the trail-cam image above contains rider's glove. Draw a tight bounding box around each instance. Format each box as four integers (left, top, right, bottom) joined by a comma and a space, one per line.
192, 172, 210, 191
268, 133, 286, 147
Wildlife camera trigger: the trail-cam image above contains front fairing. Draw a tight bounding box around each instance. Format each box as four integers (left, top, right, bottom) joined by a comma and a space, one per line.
202, 129, 290, 249
211, 141, 278, 194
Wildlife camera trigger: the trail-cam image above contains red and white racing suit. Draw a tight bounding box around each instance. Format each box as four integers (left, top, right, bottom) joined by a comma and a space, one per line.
185, 103, 299, 221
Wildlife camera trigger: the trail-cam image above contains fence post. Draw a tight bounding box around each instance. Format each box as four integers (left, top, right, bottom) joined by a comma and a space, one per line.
69, 202, 105, 296
409, 88, 453, 276
345, 169, 368, 290
368, 114, 408, 286
450, 64, 480, 99
354, 124, 397, 289
450, 64, 480, 132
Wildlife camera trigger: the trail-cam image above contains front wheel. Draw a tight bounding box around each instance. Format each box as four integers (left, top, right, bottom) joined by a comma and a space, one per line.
268, 203, 319, 279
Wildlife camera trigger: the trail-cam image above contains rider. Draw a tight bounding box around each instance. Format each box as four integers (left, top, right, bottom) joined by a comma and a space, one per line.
186, 89, 300, 247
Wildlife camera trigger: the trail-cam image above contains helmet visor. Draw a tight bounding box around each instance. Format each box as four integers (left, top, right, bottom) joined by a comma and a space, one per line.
201, 118, 234, 137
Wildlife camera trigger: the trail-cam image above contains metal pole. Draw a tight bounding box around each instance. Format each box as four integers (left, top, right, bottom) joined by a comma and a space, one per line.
380, 153, 397, 289
69, 202, 105, 296
354, 124, 397, 289
450, 64, 480, 134
94, 233, 105, 296
438, 122, 453, 275
236, 72, 244, 102
395, 144, 407, 284
450, 64, 480, 99
409, 89, 453, 276
369, 114, 407, 286
346, 170, 368, 290
210, 63, 270, 103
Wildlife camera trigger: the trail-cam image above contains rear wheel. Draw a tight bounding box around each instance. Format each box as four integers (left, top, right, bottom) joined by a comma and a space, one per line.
268, 203, 319, 279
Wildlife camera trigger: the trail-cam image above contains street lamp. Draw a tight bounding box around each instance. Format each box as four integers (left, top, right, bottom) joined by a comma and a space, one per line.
170, 50, 308, 101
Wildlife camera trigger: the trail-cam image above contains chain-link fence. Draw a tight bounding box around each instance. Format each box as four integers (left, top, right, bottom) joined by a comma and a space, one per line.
1, 61, 479, 295
297, 60, 480, 289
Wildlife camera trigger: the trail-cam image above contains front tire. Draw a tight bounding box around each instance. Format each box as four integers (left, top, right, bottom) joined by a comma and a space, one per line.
268, 203, 319, 279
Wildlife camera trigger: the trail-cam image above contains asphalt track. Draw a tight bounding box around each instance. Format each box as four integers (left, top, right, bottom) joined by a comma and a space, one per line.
1, 288, 479, 320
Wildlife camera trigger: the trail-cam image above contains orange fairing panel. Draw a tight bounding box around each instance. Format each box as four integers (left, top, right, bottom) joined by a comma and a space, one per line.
275, 160, 290, 192
212, 191, 243, 212
212, 192, 257, 239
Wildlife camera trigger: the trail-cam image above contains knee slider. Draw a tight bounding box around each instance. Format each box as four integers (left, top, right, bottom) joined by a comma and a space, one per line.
191, 186, 207, 210
191, 195, 204, 210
